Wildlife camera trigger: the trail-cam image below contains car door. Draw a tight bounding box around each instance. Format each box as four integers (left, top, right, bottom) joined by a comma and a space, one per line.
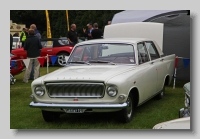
137, 42, 157, 99
40, 40, 54, 57
145, 41, 164, 93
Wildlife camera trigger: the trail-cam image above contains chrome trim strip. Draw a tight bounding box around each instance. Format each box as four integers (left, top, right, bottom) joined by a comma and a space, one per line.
29, 102, 127, 109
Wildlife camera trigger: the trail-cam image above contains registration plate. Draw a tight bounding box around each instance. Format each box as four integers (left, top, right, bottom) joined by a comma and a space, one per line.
63, 109, 86, 113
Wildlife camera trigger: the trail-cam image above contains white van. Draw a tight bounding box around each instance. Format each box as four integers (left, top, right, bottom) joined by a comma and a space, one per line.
12, 37, 21, 49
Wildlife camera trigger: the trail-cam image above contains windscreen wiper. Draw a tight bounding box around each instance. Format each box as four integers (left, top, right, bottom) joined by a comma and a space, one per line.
89, 60, 116, 65
68, 61, 91, 65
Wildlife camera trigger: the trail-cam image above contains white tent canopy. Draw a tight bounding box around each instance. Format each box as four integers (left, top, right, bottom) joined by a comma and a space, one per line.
111, 10, 190, 80
111, 10, 188, 24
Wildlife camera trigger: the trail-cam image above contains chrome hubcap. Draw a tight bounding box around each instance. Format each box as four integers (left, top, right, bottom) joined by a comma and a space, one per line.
126, 97, 132, 118
58, 55, 67, 66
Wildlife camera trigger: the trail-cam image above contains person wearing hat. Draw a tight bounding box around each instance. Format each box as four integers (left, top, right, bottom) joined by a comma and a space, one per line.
83, 23, 94, 40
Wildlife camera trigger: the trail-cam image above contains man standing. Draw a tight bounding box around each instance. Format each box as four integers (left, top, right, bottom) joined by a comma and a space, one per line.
83, 23, 93, 40
91, 23, 103, 39
20, 28, 27, 47
22, 29, 42, 83
29, 24, 41, 80
67, 24, 78, 46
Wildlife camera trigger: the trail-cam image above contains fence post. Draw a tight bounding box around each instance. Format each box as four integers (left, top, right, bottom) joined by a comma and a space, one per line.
47, 54, 49, 73
173, 56, 178, 89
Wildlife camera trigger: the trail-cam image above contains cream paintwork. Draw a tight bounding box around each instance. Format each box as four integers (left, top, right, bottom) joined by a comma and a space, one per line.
104, 22, 164, 52
30, 38, 175, 112
30, 22, 175, 117
153, 117, 190, 129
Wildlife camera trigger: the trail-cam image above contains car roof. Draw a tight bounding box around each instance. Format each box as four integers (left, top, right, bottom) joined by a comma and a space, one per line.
76, 37, 164, 56
77, 38, 152, 45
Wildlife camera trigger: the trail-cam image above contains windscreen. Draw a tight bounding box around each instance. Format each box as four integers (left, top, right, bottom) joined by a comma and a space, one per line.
68, 43, 136, 65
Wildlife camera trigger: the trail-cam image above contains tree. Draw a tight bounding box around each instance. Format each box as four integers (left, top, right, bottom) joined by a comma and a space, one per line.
10, 10, 123, 38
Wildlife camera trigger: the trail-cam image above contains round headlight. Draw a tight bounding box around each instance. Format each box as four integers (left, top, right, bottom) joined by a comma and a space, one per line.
34, 86, 45, 96
107, 86, 118, 97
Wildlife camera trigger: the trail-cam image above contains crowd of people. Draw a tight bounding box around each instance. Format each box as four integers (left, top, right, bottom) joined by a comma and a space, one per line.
10, 21, 111, 83
67, 21, 110, 46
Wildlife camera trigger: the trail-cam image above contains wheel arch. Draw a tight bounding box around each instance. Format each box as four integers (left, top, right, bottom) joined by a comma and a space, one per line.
56, 51, 70, 56
128, 87, 139, 108
164, 74, 170, 86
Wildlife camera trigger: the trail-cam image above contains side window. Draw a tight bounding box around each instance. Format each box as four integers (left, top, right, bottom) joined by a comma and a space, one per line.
42, 41, 53, 48
145, 41, 160, 60
137, 42, 150, 64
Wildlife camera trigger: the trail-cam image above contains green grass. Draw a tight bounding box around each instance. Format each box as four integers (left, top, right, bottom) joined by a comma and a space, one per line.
10, 66, 189, 129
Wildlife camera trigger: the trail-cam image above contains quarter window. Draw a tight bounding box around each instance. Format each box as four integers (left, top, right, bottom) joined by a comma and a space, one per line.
145, 41, 160, 60
137, 42, 149, 64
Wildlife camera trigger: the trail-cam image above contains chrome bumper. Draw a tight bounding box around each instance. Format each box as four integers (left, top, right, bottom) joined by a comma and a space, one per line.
29, 102, 128, 109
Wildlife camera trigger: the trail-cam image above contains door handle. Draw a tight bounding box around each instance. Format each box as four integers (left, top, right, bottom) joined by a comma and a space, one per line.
47, 50, 52, 52
150, 61, 154, 64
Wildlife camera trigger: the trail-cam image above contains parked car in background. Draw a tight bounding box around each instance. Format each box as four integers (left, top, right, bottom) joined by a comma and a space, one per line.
59, 37, 85, 45
29, 22, 175, 123
10, 53, 25, 76
11, 38, 74, 66
152, 117, 190, 129
153, 82, 191, 129
179, 82, 190, 118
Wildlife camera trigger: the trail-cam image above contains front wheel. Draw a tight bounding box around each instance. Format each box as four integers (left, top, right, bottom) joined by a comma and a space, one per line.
57, 52, 69, 66
119, 93, 134, 123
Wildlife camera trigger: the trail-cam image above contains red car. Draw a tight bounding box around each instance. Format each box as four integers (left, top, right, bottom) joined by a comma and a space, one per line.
10, 53, 25, 76
11, 38, 75, 66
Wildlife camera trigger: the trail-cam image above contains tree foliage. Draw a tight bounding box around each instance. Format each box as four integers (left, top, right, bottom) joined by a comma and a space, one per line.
10, 10, 123, 38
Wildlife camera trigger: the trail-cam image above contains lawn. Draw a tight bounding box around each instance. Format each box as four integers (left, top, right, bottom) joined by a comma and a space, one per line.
10, 66, 189, 129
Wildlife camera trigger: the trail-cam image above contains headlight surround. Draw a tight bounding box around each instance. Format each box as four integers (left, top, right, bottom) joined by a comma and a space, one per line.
34, 86, 45, 96
107, 85, 118, 97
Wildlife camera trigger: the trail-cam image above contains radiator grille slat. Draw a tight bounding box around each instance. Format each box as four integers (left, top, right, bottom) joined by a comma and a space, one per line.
46, 82, 105, 98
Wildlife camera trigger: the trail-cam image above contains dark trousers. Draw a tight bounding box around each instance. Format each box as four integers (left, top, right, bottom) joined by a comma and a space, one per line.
29, 60, 34, 80
22, 41, 25, 48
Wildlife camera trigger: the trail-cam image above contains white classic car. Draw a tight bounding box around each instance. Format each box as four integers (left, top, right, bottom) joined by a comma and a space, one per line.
29, 22, 175, 123
179, 82, 190, 118
152, 117, 190, 129
153, 82, 190, 129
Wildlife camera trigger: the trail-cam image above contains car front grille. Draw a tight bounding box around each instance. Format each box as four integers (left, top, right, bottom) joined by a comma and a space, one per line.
45, 82, 105, 98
